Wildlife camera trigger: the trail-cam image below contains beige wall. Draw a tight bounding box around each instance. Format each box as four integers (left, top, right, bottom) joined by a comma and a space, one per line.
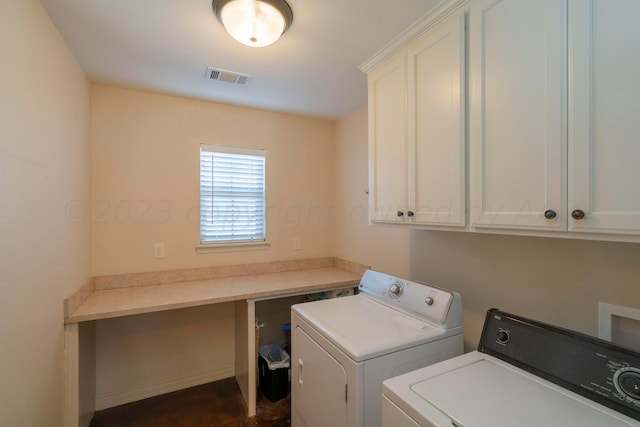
409, 231, 640, 350
335, 106, 640, 352
94, 303, 235, 410
333, 106, 411, 277
0, 1, 91, 425
91, 85, 336, 276
90, 85, 337, 404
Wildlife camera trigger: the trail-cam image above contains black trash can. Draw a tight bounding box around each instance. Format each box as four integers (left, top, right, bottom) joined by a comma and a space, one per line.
258, 344, 290, 402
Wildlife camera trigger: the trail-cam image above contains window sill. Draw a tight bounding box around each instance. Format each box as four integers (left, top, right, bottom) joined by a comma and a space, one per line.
196, 241, 271, 254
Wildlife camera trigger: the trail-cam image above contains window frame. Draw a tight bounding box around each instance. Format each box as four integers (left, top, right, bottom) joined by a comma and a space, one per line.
196, 144, 269, 253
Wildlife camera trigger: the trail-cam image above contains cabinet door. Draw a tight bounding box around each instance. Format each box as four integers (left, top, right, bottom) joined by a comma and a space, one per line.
469, 0, 567, 230
569, 0, 640, 235
407, 12, 466, 227
368, 54, 408, 223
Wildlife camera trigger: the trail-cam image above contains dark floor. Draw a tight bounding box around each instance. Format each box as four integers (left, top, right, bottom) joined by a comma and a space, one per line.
89, 378, 290, 427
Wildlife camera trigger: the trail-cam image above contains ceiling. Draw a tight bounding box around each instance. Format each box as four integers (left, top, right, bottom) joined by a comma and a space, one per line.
40, 0, 440, 119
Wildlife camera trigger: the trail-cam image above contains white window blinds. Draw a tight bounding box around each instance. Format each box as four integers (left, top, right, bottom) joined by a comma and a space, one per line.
200, 145, 266, 244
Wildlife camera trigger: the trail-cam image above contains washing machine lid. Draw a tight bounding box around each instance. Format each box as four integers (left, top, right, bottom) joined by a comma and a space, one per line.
392, 352, 640, 427
291, 294, 453, 362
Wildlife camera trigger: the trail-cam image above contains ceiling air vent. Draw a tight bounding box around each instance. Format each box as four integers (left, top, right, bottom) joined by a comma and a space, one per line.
205, 67, 253, 86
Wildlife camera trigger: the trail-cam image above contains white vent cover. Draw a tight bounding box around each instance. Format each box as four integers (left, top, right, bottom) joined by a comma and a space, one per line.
599, 302, 640, 352
205, 67, 253, 86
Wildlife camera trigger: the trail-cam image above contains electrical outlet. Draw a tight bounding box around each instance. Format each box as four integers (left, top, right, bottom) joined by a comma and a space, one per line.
153, 243, 165, 259
293, 237, 301, 250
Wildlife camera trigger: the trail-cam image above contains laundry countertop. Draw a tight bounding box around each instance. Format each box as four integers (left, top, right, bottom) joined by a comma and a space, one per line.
65, 260, 365, 323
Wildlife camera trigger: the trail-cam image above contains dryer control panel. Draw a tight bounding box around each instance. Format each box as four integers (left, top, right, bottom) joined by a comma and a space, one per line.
358, 270, 461, 329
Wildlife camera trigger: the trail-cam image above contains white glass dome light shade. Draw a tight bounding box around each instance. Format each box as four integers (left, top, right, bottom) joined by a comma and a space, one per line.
218, 0, 290, 47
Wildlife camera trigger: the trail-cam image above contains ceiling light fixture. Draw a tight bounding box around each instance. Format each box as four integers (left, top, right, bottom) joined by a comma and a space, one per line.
212, 0, 293, 48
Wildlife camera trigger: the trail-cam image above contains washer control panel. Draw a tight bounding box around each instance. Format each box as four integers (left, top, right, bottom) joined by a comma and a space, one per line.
614, 367, 640, 404
479, 309, 640, 421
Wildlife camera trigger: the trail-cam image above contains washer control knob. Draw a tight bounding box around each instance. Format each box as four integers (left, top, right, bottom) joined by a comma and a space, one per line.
425, 297, 434, 306
497, 330, 510, 344
389, 282, 403, 298
614, 367, 640, 403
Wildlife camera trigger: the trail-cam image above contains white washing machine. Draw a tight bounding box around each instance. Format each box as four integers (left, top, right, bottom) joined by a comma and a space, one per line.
290, 269, 463, 427
382, 309, 640, 427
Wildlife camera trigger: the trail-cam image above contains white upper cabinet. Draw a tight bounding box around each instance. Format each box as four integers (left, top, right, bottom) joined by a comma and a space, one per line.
368, 54, 408, 223
469, 0, 640, 239
408, 13, 466, 227
569, 0, 640, 236
367, 11, 466, 227
364, 0, 640, 241
469, 0, 567, 231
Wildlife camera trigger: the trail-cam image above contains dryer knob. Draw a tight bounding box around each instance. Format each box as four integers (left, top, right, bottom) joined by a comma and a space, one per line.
389, 282, 403, 298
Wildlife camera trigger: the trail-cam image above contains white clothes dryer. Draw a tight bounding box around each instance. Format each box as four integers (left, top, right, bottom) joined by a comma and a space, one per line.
291, 269, 463, 427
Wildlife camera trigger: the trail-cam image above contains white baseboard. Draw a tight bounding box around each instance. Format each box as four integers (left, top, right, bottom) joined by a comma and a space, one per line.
95, 364, 235, 411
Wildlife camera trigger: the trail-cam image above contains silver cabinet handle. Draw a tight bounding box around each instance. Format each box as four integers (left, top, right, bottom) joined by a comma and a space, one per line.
571, 209, 586, 220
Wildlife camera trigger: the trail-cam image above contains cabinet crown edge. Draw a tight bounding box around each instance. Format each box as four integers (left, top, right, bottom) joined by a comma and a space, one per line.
359, 0, 469, 73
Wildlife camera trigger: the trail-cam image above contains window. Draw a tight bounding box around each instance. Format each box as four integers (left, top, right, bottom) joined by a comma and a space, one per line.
199, 145, 266, 247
